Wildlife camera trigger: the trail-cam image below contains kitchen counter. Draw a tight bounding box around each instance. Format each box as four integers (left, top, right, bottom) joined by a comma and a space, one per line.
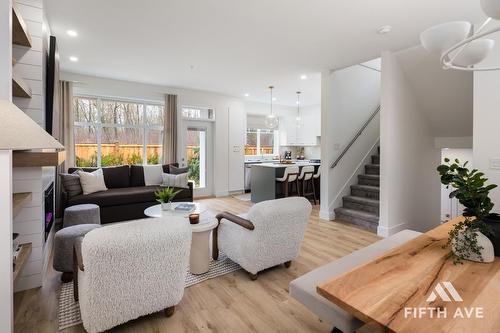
250, 162, 320, 203
256, 161, 321, 168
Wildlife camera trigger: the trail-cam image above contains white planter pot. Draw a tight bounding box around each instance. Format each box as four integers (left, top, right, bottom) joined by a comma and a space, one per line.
161, 202, 172, 211
452, 230, 494, 263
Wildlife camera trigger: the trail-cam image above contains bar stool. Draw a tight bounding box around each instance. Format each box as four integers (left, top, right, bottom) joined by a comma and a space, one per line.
276, 166, 300, 197
313, 166, 321, 203
298, 166, 316, 204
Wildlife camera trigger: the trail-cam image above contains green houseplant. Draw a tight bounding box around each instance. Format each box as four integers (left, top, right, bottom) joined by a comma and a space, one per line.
155, 187, 181, 211
437, 158, 498, 263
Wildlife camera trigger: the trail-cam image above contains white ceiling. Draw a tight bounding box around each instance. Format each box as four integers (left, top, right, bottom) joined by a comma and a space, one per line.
45, 0, 485, 106
396, 46, 472, 137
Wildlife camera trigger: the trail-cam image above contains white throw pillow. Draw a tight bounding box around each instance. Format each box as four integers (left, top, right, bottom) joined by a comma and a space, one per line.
143, 165, 163, 186
162, 172, 189, 188
78, 169, 108, 195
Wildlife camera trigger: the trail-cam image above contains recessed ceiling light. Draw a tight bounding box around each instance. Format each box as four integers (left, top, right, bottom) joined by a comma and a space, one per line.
69, 56, 79, 62
244, 93, 250, 97
66, 30, 78, 37
377, 25, 392, 35
272, 97, 277, 101
300, 74, 308, 80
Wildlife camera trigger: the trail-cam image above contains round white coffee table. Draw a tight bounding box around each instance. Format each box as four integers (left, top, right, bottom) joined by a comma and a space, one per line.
144, 202, 206, 218
144, 203, 217, 275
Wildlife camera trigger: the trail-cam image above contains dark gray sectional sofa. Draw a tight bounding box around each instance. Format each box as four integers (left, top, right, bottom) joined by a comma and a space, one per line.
61, 164, 193, 223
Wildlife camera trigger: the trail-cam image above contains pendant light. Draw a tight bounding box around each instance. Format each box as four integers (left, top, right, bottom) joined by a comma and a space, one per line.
419, 0, 500, 71
265, 86, 279, 129
295, 91, 303, 128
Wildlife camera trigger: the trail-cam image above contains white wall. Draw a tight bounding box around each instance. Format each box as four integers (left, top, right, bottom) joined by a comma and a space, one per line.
440, 149, 473, 221
61, 72, 246, 197
435, 136, 473, 149
244, 100, 296, 118
474, 31, 500, 209
320, 64, 381, 220
11, 0, 52, 292
0, 0, 13, 329
379, 51, 441, 236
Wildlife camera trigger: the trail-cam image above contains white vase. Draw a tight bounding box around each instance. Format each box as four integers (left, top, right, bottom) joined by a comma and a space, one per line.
452, 230, 494, 263
161, 202, 172, 211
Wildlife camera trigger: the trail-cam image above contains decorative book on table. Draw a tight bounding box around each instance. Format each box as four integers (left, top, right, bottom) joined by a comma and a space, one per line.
175, 203, 196, 212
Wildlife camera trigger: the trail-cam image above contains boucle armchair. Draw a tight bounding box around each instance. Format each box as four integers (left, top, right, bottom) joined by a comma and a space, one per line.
73, 217, 191, 333
213, 197, 311, 280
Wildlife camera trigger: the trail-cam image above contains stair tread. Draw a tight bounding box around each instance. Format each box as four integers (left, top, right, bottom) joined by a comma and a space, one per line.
351, 184, 380, 192
366, 164, 380, 168
334, 207, 379, 220
344, 195, 379, 205
358, 174, 380, 179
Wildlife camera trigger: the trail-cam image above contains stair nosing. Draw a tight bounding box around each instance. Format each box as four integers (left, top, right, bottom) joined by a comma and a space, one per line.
344, 195, 379, 206
334, 207, 379, 221
358, 174, 380, 179
351, 184, 380, 192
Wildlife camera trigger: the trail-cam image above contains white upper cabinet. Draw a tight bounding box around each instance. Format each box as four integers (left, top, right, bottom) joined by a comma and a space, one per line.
280, 105, 320, 146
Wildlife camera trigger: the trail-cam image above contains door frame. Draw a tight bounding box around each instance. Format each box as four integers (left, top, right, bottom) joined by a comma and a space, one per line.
178, 119, 214, 198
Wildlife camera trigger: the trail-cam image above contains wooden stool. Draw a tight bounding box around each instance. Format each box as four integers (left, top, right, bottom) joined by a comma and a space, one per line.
276, 166, 300, 197
299, 165, 316, 205
313, 165, 321, 204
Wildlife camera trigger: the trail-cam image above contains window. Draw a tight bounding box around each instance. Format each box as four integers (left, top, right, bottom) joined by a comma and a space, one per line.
182, 106, 215, 121
74, 97, 164, 167
245, 128, 279, 156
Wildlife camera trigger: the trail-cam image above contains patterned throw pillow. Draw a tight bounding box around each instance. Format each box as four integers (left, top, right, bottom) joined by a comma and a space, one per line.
161, 173, 189, 188
60, 172, 83, 198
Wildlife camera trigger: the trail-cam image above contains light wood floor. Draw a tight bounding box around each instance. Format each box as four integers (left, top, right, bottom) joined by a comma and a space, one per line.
13, 196, 381, 333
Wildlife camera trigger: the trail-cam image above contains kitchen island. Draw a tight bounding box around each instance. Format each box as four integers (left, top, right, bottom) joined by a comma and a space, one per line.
251, 162, 320, 203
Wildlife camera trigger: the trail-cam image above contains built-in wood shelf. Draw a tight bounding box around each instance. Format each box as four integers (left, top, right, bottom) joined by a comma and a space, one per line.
13, 192, 32, 219
13, 150, 66, 167
12, 70, 32, 98
13, 243, 32, 283
12, 5, 32, 47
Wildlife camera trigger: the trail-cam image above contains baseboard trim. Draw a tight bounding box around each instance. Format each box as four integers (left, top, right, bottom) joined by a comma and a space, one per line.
319, 209, 335, 221
215, 191, 229, 198
377, 222, 407, 237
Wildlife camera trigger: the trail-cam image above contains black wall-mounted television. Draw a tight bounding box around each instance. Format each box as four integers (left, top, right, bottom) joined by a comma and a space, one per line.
45, 35, 59, 135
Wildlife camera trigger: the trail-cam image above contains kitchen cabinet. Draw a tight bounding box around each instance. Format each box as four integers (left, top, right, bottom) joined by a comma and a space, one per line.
228, 102, 246, 192
280, 105, 320, 146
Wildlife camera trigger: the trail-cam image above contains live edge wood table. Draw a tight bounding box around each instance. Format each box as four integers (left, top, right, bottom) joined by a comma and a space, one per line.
317, 216, 500, 333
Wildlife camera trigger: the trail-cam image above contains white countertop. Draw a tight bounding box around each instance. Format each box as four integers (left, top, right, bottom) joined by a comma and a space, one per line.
252, 162, 321, 168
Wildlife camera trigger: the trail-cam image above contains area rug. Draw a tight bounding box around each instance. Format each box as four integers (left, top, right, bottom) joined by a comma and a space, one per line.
232, 193, 251, 202
58, 253, 240, 330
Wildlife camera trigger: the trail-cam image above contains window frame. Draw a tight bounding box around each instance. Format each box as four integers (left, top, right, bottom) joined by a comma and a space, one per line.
73, 95, 165, 167
245, 128, 279, 157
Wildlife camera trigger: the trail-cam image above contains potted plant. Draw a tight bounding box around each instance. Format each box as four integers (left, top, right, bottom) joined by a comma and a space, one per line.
155, 187, 181, 211
437, 158, 498, 263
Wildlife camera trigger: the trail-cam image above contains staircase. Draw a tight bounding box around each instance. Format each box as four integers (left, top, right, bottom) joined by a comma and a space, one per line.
334, 148, 379, 231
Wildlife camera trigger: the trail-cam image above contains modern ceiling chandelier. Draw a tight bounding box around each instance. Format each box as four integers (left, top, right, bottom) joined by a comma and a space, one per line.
295, 91, 303, 128
265, 85, 279, 129
420, 0, 500, 71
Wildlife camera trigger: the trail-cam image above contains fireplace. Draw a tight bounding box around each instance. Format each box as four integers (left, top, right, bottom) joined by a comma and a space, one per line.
44, 182, 54, 242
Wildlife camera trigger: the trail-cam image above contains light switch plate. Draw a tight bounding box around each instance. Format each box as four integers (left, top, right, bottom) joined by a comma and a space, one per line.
490, 158, 500, 170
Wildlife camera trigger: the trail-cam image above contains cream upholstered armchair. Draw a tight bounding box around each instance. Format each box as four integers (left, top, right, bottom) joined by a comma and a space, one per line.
213, 197, 312, 280
73, 217, 191, 333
